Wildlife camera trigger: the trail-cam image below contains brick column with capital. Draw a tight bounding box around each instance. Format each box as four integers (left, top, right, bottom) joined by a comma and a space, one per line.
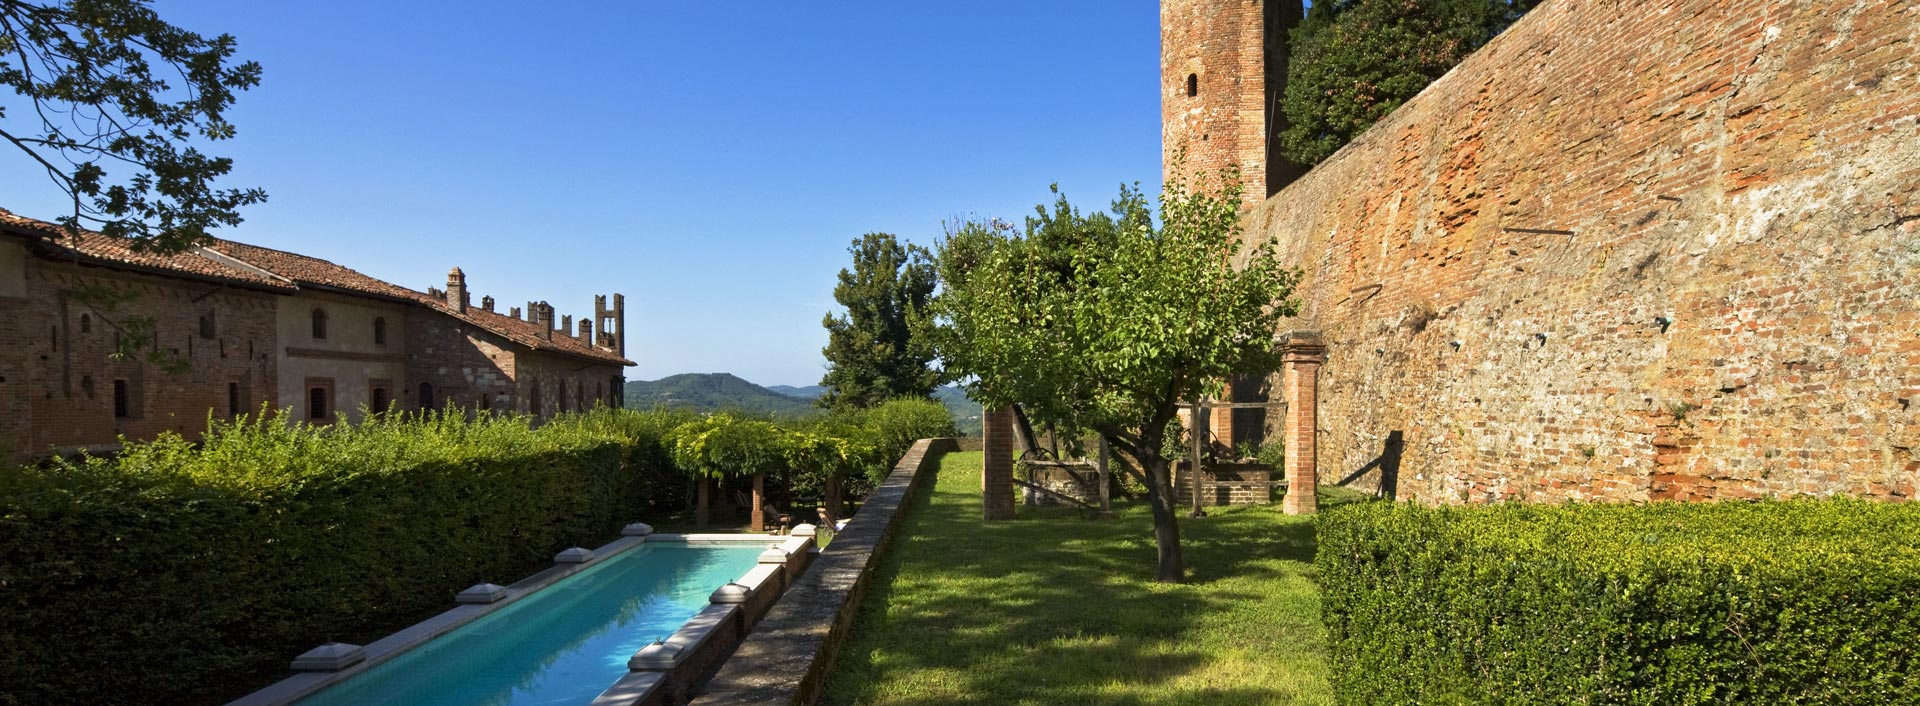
982, 405, 1016, 521
1280, 331, 1327, 515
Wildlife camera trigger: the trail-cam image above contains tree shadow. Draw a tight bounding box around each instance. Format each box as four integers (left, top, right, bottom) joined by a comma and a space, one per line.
823, 453, 1333, 706
1334, 430, 1401, 500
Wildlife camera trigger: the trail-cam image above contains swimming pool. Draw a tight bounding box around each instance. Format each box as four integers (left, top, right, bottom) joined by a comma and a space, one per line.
231, 533, 800, 706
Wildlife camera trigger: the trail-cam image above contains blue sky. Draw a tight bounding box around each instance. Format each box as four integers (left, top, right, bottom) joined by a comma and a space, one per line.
0, 1, 1163, 386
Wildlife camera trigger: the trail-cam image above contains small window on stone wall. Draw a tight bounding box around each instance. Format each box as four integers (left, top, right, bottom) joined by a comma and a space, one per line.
1187, 73, 1198, 97
307, 381, 332, 421
373, 317, 388, 345
113, 380, 130, 418
311, 308, 328, 339
418, 382, 434, 410
199, 312, 216, 339
371, 386, 390, 413
229, 382, 241, 418
79, 313, 91, 334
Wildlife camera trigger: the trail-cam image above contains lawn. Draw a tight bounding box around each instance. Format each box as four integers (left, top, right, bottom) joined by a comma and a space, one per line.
822, 451, 1336, 706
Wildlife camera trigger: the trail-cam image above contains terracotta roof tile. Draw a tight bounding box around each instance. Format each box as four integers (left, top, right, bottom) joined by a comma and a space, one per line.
0, 208, 632, 367
0, 209, 296, 292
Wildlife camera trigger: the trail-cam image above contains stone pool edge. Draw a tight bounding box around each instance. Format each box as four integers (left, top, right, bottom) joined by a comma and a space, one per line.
227, 531, 806, 706
683, 437, 959, 706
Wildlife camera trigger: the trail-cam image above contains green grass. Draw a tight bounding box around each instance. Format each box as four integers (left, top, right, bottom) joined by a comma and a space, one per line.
822, 451, 1337, 706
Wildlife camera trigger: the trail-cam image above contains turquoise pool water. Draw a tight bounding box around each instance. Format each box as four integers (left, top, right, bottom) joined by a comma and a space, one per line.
293, 541, 769, 706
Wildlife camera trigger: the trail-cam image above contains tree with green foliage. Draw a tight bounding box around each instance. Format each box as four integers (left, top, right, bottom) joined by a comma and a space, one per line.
665, 413, 782, 525
932, 172, 1300, 583
820, 233, 939, 411
1279, 0, 1539, 166
1, 0, 266, 253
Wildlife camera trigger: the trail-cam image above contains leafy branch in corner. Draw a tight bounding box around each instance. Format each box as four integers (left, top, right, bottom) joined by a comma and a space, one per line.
69, 281, 189, 374
0, 0, 266, 254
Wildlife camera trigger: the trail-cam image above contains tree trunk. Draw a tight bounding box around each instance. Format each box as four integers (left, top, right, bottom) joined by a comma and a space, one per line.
751, 472, 765, 531
1142, 452, 1186, 583
696, 476, 711, 526
1189, 401, 1207, 518
824, 473, 844, 526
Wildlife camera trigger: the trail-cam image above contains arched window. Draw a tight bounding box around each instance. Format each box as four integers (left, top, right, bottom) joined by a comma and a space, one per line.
418, 382, 434, 410
311, 308, 328, 339
373, 317, 388, 345
79, 313, 91, 333
558, 380, 570, 413
529, 379, 542, 417
1187, 73, 1198, 97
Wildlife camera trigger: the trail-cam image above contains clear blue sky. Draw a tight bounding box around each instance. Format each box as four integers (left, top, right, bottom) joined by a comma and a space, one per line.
0, 1, 1162, 386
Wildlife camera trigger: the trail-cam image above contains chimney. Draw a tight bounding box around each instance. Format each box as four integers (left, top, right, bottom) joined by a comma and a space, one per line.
562, 314, 573, 339
446, 267, 467, 313
526, 301, 538, 322
509, 306, 521, 319
535, 302, 554, 341
578, 318, 592, 344
481, 295, 495, 313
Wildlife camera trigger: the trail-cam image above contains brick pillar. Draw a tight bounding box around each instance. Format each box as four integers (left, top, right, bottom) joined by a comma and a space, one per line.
751, 472, 766, 531
982, 405, 1016, 521
1280, 330, 1327, 515
1210, 401, 1234, 452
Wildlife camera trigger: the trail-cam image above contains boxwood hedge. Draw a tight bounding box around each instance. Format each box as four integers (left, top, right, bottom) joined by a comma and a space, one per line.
0, 407, 687, 706
1316, 499, 1920, 705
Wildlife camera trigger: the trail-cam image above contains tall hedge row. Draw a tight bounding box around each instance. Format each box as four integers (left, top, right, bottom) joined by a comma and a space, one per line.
0, 408, 687, 706
1316, 499, 1920, 705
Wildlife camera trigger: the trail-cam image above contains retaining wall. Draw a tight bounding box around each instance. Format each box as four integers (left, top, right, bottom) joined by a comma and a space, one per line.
688, 437, 958, 706
1245, 0, 1920, 503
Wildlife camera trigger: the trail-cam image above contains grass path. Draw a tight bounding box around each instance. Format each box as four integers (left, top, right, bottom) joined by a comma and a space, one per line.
821, 451, 1335, 706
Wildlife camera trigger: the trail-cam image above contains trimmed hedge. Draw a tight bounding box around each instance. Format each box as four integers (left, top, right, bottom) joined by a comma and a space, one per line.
0, 408, 685, 706
1316, 499, 1920, 705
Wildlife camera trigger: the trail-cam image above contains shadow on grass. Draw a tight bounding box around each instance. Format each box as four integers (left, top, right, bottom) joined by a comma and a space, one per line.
823, 452, 1333, 706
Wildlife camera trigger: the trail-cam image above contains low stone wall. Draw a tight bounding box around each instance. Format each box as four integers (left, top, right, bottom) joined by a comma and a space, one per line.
687, 437, 958, 706
1026, 463, 1100, 507
1174, 463, 1275, 506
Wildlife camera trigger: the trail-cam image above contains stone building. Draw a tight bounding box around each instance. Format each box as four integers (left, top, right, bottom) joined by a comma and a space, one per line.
0, 208, 632, 458
1164, 0, 1920, 503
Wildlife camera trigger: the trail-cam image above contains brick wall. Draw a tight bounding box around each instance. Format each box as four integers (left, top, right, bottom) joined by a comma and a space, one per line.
1241, 0, 1920, 503
513, 350, 623, 420
1162, 0, 1269, 198
1173, 464, 1273, 506
403, 308, 517, 412
1, 257, 278, 456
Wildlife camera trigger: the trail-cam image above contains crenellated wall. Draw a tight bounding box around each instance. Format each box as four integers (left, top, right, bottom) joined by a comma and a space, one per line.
1240, 0, 1920, 503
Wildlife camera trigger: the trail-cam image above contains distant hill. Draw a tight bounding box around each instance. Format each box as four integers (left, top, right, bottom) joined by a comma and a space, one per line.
766, 384, 826, 400
623, 373, 816, 416
934, 385, 983, 436
623, 374, 982, 434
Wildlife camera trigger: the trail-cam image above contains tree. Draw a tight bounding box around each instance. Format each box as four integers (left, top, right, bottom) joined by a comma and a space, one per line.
1, 0, 265, 254
1279, 0, 1539, 166
665, 413, 782, 526
932, 174, 1300, 583
819, 233, 939, 411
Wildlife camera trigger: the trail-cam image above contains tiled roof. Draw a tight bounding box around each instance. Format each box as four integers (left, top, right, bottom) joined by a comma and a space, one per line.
0, 208, 632, 367
0, 209, 296, 292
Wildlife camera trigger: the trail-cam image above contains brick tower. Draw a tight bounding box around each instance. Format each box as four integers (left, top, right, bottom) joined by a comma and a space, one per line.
1161, 0, 1305, 199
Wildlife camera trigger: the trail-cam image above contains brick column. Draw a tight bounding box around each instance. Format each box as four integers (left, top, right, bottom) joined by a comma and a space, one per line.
1280, 330, 1327, 515
982, 405, 1016, 521
1209, 401, 1234, 452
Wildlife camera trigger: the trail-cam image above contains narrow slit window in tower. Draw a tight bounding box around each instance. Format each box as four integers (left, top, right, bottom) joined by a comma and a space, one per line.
1187, 73, 1198, 97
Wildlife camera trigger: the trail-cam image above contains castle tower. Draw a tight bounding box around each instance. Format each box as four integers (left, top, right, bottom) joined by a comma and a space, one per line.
1161, 0, 1305, 200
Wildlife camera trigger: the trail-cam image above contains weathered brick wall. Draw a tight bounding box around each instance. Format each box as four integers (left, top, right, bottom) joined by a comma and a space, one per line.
1, 258, 278, 456
1162, 0, 1268, 198
1174, 464, 1274, 506
403, 308, 516, 411
513, 351, 622, 419
1241, 0, 1920, 503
